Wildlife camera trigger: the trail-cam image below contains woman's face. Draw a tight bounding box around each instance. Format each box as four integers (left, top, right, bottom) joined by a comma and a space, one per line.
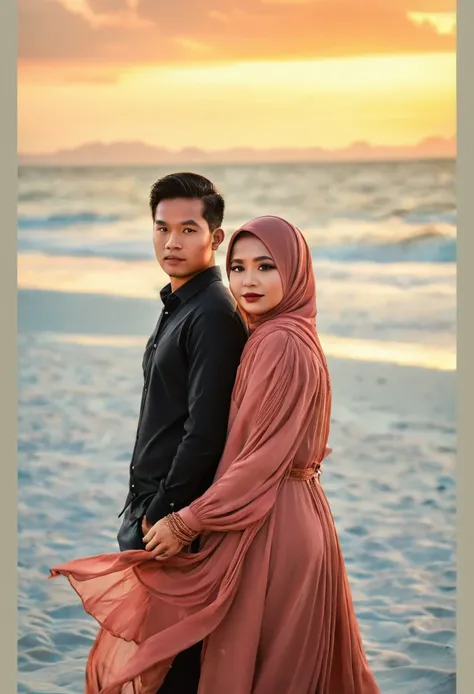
229, 233, 284, 317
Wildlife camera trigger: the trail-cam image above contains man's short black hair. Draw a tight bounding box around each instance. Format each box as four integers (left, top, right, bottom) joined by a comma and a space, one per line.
149, 172, 225, 231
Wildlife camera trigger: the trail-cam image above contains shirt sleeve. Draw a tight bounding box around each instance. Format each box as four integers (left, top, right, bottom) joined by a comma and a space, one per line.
145, 308, 247, 525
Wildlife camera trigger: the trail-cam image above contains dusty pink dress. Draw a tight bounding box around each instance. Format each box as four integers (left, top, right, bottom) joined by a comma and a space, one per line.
50, 217, 380, 694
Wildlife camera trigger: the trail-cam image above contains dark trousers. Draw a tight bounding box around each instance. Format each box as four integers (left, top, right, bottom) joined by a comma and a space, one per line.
117, 505, 202, 693
158, 641, 202, 693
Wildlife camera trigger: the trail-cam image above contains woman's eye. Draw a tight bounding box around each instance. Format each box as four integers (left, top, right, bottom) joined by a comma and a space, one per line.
259, 264, 275, 271
230, 265, 243, 272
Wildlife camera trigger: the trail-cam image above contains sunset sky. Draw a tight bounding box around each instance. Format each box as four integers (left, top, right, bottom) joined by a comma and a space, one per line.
18, 0, 456, 154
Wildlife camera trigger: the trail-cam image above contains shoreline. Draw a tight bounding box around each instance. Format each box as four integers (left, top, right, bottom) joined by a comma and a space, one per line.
19, 288, 456, 372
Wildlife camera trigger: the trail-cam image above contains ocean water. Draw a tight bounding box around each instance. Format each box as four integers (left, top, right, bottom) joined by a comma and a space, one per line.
18, 160, 456, 366
18, 160, 456, 694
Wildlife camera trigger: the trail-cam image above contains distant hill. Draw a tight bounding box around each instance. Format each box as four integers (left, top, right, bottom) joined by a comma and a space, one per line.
18, 136, 456, 166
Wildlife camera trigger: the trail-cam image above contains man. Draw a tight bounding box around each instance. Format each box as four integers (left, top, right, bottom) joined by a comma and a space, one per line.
117, 172, 248, 693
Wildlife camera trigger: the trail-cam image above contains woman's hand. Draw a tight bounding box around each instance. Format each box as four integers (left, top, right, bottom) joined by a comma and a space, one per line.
142, 518, 183, 560
324, 445, 332, 459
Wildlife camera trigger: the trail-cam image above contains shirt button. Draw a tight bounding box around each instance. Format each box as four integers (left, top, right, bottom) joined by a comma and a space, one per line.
131, 484, 135, 489
131, 465, 135, 471
153, 343, 157, 349
164, 311, 169, 315
144, 387, 148, 393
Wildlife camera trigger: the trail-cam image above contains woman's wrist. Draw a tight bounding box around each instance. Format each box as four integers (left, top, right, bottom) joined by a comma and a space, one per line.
178, 505, 203, 533
164, 511, 199, 546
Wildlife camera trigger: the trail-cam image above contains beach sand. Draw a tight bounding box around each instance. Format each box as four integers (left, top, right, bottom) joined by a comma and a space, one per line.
18, 289, 455, 694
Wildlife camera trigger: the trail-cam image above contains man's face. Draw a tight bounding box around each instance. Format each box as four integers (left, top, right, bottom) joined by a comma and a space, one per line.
153, 198, 224, 289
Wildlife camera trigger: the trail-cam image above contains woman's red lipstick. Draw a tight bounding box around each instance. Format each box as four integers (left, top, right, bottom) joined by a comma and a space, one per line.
243, 293, 264, 303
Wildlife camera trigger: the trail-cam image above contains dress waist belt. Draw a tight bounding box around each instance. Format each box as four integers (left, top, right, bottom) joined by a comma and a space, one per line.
288, 463, 322, 481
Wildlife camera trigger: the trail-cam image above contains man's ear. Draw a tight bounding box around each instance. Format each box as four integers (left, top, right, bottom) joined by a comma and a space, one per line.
211, 227, 225, 251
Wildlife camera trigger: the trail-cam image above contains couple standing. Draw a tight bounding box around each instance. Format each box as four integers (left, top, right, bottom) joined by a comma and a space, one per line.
50, 172, 380, 694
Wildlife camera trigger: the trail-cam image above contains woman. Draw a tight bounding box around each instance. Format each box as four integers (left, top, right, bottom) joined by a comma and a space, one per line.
50, 216, 380, 694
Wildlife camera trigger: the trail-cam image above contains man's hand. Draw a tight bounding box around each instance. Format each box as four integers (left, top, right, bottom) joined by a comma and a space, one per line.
142, 518, 183, 560
141, 515, 152, 536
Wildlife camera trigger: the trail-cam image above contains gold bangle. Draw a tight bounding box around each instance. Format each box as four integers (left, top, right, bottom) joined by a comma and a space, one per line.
173, 513, 199, 543
166, 516, 188, 544
164, 513, 198, 546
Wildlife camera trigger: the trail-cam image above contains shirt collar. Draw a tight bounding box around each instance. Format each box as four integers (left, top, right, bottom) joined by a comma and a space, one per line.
160, 266, 222, 310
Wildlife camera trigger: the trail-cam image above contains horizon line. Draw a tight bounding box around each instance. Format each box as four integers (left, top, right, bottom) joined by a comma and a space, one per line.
18, 134, 456, 157
18, 135, 456, 167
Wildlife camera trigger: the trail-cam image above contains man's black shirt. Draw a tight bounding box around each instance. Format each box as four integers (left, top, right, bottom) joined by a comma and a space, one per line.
119, 266, 248, 526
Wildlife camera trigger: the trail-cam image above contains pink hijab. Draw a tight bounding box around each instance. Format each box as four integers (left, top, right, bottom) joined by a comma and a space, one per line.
49, 215, 332, 693
221, 215, 330, 417
227, 215, 317, 337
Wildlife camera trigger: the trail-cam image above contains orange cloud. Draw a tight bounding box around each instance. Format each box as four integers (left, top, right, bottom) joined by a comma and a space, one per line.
408, 12, 456, 35
19, 0, 455, 71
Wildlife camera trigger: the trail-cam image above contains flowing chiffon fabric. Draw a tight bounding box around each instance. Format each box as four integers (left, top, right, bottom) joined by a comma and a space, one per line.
50, 217, 380, 694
